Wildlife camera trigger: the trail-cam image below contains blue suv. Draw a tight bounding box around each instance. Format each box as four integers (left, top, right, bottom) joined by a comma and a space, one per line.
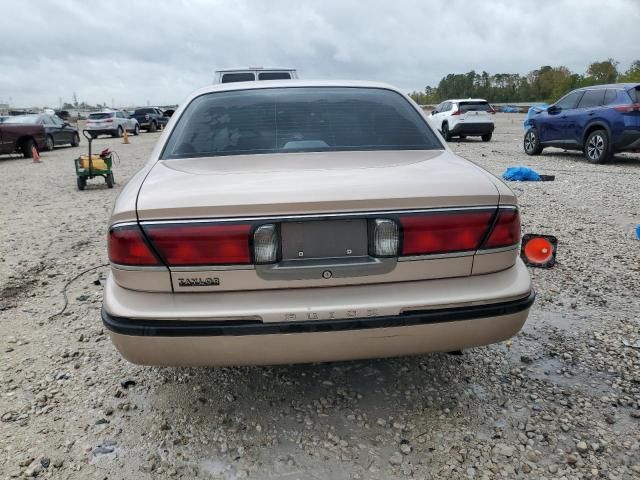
524, 83, 640, 163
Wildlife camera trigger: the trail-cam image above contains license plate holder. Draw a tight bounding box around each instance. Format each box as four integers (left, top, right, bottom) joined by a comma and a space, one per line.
281, 220, 368, 260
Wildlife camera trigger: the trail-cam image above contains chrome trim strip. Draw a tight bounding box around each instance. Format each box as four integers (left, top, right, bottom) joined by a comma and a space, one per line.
475, 245, 519, 255
111, 263, 167, 272
110, 221, 138, 229
170, 265, 255, 272
130, 205, 512, 226
398, 251, 474, 261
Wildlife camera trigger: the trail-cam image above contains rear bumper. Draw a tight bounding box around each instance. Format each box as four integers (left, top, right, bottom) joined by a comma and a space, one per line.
614, 129, 640, 150
450, 122, 494, 136
102, 261, 534, 366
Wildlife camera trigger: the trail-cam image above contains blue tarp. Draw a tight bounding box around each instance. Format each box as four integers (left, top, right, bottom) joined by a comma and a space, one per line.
501, 105, 520, 113
502, 166, 541, 182
524, 103, 549, 130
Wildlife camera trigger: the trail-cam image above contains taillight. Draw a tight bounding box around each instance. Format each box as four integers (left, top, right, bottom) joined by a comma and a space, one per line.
451, 108, 461, 116
253, 224, 279, 264
143, 224, 251, 266
483, 209, 521, 249
613, 103, 640, 113
400, 211, 493, 256
108, 226, 159, 266
369, 219, 399, 257
489, 107, 496, 114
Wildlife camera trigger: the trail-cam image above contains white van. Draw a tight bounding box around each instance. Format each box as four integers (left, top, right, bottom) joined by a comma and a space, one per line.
214, 67, 298, 84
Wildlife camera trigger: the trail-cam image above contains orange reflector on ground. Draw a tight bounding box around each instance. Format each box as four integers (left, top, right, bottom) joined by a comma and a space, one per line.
521, 234, 557, 268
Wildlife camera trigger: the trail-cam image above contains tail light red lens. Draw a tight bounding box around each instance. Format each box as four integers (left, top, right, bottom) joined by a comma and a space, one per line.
451, 109, 461, 116
613, 103, 640, 113
108, 226, 160, 266
483, 209, 521, 249
143, 224, 251, 266
400, 211, 494, 256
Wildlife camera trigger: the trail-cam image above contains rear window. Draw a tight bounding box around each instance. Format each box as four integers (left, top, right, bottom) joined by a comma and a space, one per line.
162, 87, 441, 159
3, 115, 39, 124
89, 113, 113, 120
134, 108, 152, 115
458, 101, 491, 113
628, 86, 639, 103
221, 73, 255, 83
258, 72, 292, 81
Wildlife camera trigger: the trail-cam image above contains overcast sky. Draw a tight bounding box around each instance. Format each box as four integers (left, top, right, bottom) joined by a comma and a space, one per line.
1, 0, 639, 108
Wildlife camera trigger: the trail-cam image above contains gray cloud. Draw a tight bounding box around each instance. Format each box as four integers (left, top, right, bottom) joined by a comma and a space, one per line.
1, 0, 639, 108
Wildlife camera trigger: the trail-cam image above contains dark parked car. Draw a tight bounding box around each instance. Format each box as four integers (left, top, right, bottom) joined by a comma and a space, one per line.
3, 114, 80, 151
524, 83, 640, 163
0, 121, 46, 158
130, 107, 169, 132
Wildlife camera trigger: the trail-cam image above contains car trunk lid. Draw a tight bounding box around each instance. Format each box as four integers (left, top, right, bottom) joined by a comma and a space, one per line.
123, 150, 508, 293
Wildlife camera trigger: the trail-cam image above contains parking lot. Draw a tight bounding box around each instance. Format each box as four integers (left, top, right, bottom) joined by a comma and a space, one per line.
1, 113, 639, 479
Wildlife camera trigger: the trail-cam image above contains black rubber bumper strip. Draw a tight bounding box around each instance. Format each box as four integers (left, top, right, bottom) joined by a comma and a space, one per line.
102, 290, 535, 337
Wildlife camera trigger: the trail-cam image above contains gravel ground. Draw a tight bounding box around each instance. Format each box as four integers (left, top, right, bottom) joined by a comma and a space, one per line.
1, 114, 639, 480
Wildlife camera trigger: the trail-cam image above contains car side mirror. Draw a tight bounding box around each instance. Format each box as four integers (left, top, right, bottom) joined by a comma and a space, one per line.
547, 105, 561, 115
431, 110, 437, 115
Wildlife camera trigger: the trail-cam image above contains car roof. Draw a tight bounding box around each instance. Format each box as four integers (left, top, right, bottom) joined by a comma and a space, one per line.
187, 79, 407, 96
216, 67, 296, 73
444, 98, 489, 103
579, 83, 640, 90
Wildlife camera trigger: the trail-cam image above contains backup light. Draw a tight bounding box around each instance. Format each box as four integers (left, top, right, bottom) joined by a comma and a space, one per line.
369, 219, 399, 257
521, 234, 557, 268
253, 224, 279, 264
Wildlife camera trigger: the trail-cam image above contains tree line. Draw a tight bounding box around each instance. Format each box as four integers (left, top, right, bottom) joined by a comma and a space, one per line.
409, 59, 640, 105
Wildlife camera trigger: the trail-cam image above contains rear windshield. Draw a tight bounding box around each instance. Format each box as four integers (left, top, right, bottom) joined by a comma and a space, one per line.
458, 101, 491, 113
221, 73, 255, 83
162, 87, 441, 159
133, 108, 152, 115
3, 115, 39, 124
258, 72, 292, 81
89, 113, 113, 120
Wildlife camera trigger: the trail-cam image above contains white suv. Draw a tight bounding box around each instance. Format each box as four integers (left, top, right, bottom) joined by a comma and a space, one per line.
429, 99, 495, 142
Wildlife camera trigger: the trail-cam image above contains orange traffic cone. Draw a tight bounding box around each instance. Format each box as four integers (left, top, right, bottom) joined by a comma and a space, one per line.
122, 129, 130, 144
32, 145, 41, 163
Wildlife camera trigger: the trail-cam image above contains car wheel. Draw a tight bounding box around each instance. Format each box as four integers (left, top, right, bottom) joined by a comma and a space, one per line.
150, 121, 157, 132
106, 172, 114, 188
77, 176, 86, 191
71, 132, 80, 147
523, 128, 543, 155
481, 133, 492, 142
134, 124, 140, 136
584, 129, 611, 164
45, 135, 55, 151
115, 126, 124, 138
21, 138, 36, 158
441, 123, 451, 141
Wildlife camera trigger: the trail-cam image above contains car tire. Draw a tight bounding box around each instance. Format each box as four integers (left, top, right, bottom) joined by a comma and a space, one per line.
113, 126, 123, 138
45, 135, 55, 151
77, 176, 86, 191
441, 123, 451, 141
584, 129, 611, 164
71, 132, 80, 147
21, 138, 36, 158
149, 121, 157, 132
106, 172, 114, 188
133, 124, 140, 136
523, 128, 543, 155
481, 133, 492, 142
